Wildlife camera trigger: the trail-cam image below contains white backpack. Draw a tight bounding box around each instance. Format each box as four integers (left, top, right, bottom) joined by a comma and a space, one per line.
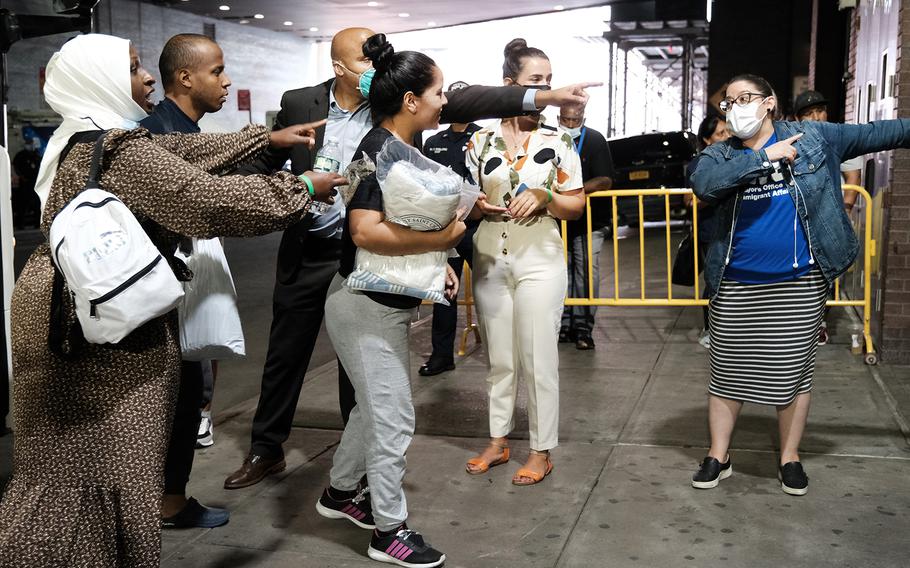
49, 133, 184, 344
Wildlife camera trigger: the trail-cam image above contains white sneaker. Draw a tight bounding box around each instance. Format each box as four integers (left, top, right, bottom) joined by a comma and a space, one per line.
697, 329, 711, 349
196, 410, 214, 448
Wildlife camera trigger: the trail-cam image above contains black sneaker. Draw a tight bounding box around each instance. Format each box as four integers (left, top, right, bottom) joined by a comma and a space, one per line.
691, 456, 732, 489
575, 334, 595, 350
161, 497, 230, 529
316, 484, 375, 529
779, 461, 809, 496
368, 526, 446, 567
559, 329, 575, 343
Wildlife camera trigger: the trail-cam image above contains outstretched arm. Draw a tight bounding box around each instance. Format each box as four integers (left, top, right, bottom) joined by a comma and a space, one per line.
102, 133, 316, 238
814, 119, 910, 163
441, 82, 601, 124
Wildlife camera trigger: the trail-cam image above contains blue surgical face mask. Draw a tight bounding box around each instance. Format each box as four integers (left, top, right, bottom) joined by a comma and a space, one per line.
358, 67, 375, 98
564, 125, 583, 138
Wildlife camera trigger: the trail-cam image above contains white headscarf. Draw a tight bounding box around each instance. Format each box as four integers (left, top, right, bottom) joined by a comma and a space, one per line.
34, 34, 148, 214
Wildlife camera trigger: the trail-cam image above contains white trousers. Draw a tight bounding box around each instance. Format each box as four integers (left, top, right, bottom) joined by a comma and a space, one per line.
472, 217, 566, 451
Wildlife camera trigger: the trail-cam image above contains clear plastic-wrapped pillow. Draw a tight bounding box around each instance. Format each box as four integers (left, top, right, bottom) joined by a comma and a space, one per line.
345, 138, 479, 305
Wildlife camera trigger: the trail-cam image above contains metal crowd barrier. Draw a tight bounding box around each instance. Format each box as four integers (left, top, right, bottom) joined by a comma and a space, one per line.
448, 185, 877, 363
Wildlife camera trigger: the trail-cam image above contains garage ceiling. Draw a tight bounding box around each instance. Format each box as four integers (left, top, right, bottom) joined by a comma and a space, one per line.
142, 0, 616, 39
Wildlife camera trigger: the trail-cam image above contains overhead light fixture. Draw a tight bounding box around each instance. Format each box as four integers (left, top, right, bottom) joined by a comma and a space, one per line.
367, 1, 379, 6
283, 21, 293, 26
309, 26, 319, 31
553, 4, 565, 10
398, 12, 410, 17
427, 21, 437, 27
253, 13, 264, 19
218, 4, 230, 10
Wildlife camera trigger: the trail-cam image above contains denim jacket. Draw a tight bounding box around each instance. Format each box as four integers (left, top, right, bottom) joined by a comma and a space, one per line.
691, 118, 910, 299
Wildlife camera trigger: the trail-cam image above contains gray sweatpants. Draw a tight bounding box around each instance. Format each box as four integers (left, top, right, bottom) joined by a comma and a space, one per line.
324, 274, 416, 531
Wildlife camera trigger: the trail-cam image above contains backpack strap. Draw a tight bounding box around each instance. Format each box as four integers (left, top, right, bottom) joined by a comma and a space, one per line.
85, 131, 109, 189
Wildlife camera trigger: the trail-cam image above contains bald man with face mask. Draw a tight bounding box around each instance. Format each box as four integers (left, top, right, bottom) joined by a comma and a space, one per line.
227, 27, 600, 491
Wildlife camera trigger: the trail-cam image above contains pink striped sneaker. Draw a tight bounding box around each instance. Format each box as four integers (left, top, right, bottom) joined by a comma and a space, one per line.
315, 485, 375, 530
368, 526, 445, 567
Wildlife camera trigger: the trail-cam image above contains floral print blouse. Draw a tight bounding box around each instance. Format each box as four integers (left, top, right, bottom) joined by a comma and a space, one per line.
465, 117, 583, 215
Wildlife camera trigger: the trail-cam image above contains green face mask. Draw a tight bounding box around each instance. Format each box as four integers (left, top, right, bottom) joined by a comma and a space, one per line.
358, 67, 375, 98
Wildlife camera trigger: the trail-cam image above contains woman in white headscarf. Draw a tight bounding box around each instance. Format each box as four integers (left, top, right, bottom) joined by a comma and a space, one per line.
0, 34, 344, 567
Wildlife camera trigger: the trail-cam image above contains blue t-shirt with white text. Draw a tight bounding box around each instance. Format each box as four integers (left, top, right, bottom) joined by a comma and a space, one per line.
725, 133, 812, 284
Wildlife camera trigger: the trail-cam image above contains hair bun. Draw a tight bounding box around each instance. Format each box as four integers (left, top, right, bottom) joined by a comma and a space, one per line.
363, 33, 395, 71
504, 38, 528, 58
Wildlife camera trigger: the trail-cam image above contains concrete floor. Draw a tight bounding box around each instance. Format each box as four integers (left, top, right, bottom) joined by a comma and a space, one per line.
2, 227, 910, 567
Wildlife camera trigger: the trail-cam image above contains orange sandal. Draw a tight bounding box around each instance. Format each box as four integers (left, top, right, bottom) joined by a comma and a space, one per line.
512, 450, 553, 486
465, 440, 510, 475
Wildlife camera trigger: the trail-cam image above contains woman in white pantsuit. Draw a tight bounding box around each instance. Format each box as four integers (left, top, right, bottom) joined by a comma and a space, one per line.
464, 38, 585, 486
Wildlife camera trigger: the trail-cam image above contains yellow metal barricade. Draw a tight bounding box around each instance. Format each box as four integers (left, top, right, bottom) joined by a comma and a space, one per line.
447, 185, 877, 363
561, 188, 709, 307
420, 263, 482, 357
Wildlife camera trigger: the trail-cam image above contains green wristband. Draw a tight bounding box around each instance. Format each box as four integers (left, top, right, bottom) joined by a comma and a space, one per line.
546, 189, 553, 203
298, 174, 315, 198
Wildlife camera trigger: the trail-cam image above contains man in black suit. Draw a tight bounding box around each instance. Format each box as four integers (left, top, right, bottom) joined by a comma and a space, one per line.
225, 27, 598, 490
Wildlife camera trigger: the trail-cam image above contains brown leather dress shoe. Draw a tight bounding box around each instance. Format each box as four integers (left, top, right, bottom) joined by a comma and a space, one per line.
223, 452, 286, 490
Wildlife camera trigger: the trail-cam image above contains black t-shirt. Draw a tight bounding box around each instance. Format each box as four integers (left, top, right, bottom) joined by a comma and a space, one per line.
340, 127, 423, 309
568, 126, 615, 233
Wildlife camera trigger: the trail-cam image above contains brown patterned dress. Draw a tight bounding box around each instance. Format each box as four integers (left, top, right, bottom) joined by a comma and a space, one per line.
0, 126, 312, 567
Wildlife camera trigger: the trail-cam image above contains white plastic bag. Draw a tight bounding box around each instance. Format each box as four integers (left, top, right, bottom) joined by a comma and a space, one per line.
175, 238, 245, 361
345, 139, 480, 305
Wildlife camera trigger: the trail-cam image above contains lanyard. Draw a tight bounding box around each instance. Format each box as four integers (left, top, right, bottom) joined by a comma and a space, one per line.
574, 126, 587, 155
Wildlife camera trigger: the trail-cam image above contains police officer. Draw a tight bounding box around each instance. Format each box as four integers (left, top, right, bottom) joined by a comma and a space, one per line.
419, 81, 482, 376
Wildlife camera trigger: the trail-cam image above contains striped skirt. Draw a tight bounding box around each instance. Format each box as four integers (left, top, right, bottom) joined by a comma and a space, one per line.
708, 269, 828, 406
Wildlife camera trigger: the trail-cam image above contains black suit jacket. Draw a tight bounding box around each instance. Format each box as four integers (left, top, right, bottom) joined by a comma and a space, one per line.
237, 79, 531, 282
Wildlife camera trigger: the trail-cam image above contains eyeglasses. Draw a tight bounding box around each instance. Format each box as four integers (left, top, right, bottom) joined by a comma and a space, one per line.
719, 92, 767, 112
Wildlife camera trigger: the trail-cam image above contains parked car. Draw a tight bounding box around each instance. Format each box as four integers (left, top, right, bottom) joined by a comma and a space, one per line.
597, 131, 697, 228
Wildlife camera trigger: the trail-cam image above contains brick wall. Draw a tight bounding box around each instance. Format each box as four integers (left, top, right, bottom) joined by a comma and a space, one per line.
843, 9, 859, 124
885, 3, 910, 362
808, 0, 818, 89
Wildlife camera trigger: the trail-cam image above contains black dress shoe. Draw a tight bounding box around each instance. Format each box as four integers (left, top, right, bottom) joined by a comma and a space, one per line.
558, 329, 575, 343
418, 359, 455, 376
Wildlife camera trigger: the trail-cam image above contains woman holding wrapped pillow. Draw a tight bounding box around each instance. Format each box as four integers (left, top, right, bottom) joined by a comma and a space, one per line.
464, 39, 585, 486
318, 33, 465, 567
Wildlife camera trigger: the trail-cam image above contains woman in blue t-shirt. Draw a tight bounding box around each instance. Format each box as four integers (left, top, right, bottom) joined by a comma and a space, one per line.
689, 73, 910, 496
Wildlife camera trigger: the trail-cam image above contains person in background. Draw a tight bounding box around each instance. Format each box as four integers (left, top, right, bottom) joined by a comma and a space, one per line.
793, 89, 863, 345
140, 32, 232, 530
685, 114, 730, 349
11, 137, 42, 229
418, 80, 481, 376
689, 73, 910, 496
557, 103, 613, 350
225, 26, 600, 491
465, 39, 585, 486
0, 33, 344, 567
316, 34, 461, 568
